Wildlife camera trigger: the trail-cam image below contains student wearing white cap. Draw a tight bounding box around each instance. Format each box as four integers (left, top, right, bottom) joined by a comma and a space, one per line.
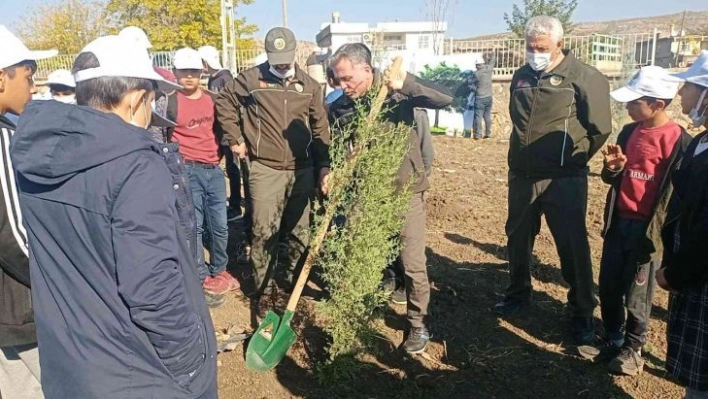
0, 24, 56, 399
45, 69, 75, 104
655, 50, 708, 399
577, 66, 692, 377
197, 45, 233, 92
9, 36, 217, 398
167, 48, 240, 297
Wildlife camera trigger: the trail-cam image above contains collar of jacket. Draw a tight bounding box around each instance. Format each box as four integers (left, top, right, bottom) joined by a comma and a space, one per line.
257, 63, 308, 85
0, 113, 15, 129
335, 69, 392, 109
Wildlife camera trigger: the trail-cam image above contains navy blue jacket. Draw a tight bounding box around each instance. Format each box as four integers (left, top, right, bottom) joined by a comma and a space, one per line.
10, 101, 217, 399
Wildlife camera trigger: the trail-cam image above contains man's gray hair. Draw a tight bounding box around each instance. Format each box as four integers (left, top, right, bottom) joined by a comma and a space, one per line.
525, 16, 564, 43
330, 43, 372, 68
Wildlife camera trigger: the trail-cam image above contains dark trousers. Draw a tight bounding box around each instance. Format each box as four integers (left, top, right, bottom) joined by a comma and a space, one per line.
249, 161, 313, 296
401, 192, 430, 328
505, 173, 597, 317
599, 217, 657, 350
224, 149, 242, 211
473, 96, 493, 138
186, 164, 229, 279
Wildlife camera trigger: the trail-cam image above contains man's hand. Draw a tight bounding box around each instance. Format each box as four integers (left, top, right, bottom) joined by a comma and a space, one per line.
656, 268, 674, 292
230, 143, 248, 160
319, 167, 331, 196
601, 144, 627, 171
384, 60, 407, 91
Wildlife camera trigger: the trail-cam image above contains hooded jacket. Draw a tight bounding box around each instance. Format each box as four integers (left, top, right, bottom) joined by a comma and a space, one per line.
10, 101, 217, 399
0, 114, 34, 348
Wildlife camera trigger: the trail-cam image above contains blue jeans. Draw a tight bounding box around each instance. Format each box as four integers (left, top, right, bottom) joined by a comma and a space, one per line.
474, 96, 493, 138
186, 164, 228, 280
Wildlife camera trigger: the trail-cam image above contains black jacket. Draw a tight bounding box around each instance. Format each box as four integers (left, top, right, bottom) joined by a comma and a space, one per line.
601, 122, 692, 265
662, 130, 708, 290
10, 101, 217, 398
328, 73, 452, 193
508, 50, 613, 178
0, 114, 34, 348
208, 69, 234, 93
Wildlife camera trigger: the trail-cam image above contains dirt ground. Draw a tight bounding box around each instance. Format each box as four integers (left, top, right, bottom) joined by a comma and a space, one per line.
210, 135, 683, 399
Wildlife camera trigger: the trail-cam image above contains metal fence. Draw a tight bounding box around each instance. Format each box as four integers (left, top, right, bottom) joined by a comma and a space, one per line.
447, 32, 658, 75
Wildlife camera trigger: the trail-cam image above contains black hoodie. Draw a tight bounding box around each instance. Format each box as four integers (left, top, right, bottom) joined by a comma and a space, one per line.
10, 101, 217, 398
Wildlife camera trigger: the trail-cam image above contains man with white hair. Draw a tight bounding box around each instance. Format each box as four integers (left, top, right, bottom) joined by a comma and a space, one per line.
497, 15, 612, 346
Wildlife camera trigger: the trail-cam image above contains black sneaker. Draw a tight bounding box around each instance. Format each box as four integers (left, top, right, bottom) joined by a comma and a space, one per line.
403, 327, 431, 354
204, 291, 225, 308
572, 317, 595, 346
227, 206, 242, 222
577, 340, 622, 362
494, 298, 530, 317
390, 287, 407, 305
609, 346, 644, 376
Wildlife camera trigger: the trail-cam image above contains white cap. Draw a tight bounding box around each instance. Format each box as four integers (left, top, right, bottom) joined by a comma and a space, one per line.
47, 69, 75, 88
172, 48, 203, 70
611, 66, 679, 102
118, 26, 152, 50
73, 35, 181, 92
197, 46, 223, 70
0, 25, 57, 69
669, 50, 708, 88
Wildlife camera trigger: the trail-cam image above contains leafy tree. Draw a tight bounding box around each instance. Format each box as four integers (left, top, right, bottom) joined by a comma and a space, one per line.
418, 62, 467, 126
15, 0, 108, 54
105, 0, 258, 51
504, 0, 578, 37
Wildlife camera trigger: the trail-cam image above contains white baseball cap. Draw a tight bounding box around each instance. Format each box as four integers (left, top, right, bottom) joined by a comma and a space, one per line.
669, 50, 708, 88
47, 69, 75, 88
197, 46, 223, 70
173, 48, 204, 70
0, 25, 57, 70
611, 66, 679, 102
118, 26, 153, 50
73, 35, 181, 92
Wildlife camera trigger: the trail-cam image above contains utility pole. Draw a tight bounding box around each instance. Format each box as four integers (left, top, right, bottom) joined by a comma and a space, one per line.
674, 10, 686, 67
282, 0, 288, 27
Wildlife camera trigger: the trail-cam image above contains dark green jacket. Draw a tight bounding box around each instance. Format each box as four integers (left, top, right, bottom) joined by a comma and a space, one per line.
601, 122, 692, 265
508, 50, 613, 178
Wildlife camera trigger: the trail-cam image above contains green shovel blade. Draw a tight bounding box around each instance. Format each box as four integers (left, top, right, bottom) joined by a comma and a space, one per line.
245, 310, 297, 372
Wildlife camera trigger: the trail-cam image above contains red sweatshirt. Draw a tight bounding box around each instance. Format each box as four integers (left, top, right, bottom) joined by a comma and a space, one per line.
616, 121, 682, 220
171, 91, 220, 164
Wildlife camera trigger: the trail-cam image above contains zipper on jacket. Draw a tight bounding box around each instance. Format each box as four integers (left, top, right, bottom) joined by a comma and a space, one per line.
560, 119, 568, 167
255, 101, 262, 158
283, 80, 288, 169
525, 75, 541, 176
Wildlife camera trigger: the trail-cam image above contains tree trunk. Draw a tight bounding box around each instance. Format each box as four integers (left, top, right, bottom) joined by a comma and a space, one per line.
434, 109, 440, 128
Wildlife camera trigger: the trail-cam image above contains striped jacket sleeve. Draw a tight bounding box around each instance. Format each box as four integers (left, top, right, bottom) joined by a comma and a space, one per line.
0, 123, 30, 287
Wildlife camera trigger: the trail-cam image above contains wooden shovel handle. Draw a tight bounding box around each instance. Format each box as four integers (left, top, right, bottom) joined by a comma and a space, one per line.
285, 56, 405, 312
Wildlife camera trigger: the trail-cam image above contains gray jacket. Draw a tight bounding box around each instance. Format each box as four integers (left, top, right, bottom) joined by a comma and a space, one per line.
475, 52, 496, 99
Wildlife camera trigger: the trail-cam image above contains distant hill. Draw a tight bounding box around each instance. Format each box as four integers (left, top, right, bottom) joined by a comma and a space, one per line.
460, 11, 708, 40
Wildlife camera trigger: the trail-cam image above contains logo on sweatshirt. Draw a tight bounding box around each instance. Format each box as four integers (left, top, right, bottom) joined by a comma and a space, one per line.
294, 83, 303, 93
626, 169, 655, 182
550, 76, 563, 86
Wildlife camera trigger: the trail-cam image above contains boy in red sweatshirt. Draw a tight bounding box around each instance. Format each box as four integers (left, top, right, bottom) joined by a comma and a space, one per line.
578, 66, 691, 376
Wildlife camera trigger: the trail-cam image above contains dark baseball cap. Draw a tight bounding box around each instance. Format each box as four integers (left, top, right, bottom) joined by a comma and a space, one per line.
264, 27, 296, 66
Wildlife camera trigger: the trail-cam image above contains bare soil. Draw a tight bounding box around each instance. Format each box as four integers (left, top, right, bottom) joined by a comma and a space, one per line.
211, 135, 682, 399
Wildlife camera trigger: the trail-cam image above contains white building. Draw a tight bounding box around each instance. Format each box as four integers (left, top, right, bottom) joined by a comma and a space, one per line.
316, 12, 448, 56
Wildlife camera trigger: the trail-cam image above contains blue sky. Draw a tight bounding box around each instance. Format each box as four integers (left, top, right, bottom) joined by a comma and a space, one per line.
0, 0, 706, 41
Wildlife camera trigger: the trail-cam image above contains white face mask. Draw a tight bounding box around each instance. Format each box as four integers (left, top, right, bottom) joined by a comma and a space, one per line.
54, 95, 75, 105
129, 93, 150, 129
690, 88, 708, 127
527, 52, 553, 72
269, 65, 295, 80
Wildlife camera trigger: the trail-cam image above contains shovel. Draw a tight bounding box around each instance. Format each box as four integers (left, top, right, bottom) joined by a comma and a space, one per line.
245, 56, 404, 372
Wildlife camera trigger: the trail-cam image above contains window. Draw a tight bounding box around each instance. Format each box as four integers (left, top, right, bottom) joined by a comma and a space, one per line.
383, 34, 404, 44
345, 35, 362, 43
418, 35, 431, 49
